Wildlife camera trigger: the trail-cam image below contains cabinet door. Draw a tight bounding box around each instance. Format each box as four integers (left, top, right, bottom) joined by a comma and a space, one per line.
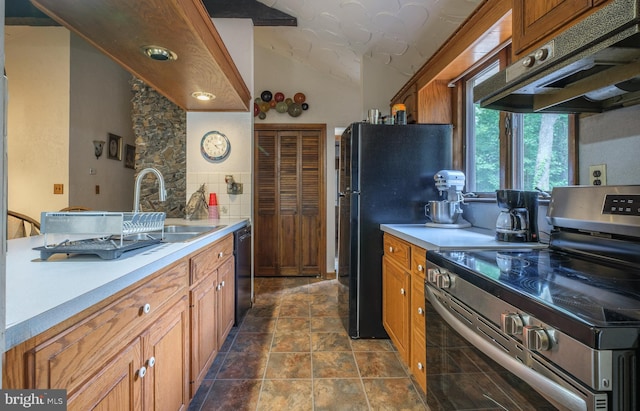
410, 274, 427, 393
67, 339, 143, 411
254, 126, 326, 277
278, 131, 301, 275
512, 0, 592, 57
143, 296, 190, 411
217, 257, 235, 348
382, 256, 410, 362
255, 129, 279, 275
190, 274, 218, 396
300, 131, 323, 275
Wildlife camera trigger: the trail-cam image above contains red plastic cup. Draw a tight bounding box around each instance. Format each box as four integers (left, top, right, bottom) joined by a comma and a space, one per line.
209, 193, 217, 205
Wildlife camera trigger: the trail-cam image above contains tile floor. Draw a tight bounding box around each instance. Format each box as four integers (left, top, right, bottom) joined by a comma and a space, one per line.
187, 277, 428, 411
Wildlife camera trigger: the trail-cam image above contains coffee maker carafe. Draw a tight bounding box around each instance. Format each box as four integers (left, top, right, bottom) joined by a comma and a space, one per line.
495, 190, 539, 242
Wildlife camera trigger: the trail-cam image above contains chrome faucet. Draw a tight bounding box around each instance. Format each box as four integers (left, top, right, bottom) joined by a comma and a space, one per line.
133, 167, 167, 213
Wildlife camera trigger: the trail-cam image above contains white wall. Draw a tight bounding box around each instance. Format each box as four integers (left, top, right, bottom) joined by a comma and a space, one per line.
362, 55, 410, 119
5, 27, 134, 218
579, 105, 640, 185
6, 27, 70, 218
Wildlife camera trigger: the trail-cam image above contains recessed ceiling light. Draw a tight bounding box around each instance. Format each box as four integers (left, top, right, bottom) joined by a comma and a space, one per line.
141, 46, 177, 61
192, 92, 216, 101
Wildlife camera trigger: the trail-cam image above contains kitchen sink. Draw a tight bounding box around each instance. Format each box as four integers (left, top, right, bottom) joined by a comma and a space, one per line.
122, 225, 227, 243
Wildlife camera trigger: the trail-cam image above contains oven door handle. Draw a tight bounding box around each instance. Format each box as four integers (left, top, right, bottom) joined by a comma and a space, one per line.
426, 286, 587, 411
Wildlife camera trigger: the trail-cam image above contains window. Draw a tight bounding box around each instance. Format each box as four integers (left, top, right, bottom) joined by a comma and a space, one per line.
463, 52, 573, 193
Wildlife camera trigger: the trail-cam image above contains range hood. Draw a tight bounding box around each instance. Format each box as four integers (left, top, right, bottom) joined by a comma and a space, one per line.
474, 0, 640, 113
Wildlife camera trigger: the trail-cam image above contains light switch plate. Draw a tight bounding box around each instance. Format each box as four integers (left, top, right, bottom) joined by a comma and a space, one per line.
589, 164, 607, 186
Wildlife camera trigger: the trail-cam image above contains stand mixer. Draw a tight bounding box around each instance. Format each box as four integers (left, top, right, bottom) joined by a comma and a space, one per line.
425, 170, 470, 227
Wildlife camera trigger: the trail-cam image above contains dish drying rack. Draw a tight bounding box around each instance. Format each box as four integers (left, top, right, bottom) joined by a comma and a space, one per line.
36, 212, 166, 260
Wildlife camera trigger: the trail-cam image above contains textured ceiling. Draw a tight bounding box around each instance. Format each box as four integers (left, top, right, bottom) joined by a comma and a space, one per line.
254, 0, 482, 84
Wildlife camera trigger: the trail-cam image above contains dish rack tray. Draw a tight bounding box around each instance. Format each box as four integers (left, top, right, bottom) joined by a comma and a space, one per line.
40, 211, 166, 248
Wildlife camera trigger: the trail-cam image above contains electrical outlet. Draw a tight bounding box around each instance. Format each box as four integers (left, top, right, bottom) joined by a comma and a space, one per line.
95, 185, 100, 194
53, 184, 64, 194
589, 164, 607, 186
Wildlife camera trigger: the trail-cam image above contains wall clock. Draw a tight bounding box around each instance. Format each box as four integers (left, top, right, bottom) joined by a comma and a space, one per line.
200, 131, 230, 162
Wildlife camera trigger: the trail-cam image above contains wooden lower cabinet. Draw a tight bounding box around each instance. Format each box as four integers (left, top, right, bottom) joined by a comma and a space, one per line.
188, 234, 235, 396
382, 233, 428, 393
143, 296, 190, 411
3, 233, 239, 411
67, 338, 143, 411
216, 257, 235, 348
410, 268, 427, 393
382, 234, 411, 363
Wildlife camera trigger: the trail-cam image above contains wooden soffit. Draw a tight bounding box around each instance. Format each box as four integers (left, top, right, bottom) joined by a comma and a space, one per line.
30, 0, 251, 112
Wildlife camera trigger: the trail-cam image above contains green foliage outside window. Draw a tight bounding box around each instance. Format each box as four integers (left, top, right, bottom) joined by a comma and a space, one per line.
473, 105, 569, 192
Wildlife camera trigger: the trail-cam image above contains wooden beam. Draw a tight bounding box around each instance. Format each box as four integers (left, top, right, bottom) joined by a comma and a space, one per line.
201, 0, 297, 26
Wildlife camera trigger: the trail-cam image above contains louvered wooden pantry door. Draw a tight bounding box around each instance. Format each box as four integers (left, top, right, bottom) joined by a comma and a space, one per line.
254, 125, 326, 277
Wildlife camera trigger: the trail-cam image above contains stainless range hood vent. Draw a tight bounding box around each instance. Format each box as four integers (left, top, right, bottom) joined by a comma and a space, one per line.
474, 0, 640, 113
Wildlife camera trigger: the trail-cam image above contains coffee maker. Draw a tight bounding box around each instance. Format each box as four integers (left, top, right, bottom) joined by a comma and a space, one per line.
495, 190, 539, 242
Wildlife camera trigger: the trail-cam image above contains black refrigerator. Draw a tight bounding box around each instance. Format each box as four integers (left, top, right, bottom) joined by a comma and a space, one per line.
337, 122, 452, 338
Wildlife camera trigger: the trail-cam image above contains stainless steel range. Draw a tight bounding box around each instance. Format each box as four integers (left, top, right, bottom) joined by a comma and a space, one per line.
425, 185, 640, 411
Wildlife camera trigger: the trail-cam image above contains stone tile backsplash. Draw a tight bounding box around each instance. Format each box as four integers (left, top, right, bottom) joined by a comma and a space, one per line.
187, 172, 252, 219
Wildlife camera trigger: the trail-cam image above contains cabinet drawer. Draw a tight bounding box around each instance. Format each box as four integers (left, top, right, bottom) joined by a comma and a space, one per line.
383, 234, 411, 269
191, 234, 233, 285
411, 246, 427, 280
34, 261, 188, 393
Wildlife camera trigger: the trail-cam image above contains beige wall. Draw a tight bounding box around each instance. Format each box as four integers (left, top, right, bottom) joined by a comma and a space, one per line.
68, 34, 135, 211
6, 26, 70, 219
5, 26, 135, 219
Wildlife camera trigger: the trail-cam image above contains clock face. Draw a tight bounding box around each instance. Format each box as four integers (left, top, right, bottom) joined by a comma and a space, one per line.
200, 131, 230, 162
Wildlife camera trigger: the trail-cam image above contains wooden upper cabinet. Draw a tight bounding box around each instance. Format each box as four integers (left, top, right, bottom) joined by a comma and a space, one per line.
512, 0, 611, 58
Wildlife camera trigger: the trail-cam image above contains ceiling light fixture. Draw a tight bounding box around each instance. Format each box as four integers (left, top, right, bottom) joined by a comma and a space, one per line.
141, 45, 177, 61
192, 91, 216, 101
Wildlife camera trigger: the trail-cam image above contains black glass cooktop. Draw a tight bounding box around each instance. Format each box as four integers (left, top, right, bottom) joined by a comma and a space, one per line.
430, 248, 640, 328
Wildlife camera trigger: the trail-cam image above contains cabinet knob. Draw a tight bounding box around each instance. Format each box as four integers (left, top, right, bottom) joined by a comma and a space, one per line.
417, 307, 424, 315
221, 280, 225, 287
417, 264, 424, 272
141, 303, 151, 315
138, 366, 147, 378
389, 246, 394, 253
217, 284, 222, 291
400, 288, 406, 295
218, 252, 224, 258
417, 362, 424, 370
147, 356, 156, 368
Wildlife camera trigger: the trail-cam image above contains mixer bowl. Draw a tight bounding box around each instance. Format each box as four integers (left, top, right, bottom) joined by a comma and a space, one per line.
425, 200, 462, 224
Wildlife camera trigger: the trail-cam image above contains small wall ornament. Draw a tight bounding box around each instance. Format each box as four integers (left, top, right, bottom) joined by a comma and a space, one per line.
254, 90, 309, 120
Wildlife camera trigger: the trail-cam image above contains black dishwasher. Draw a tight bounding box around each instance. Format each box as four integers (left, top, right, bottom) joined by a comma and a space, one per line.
233, 225, 252, 325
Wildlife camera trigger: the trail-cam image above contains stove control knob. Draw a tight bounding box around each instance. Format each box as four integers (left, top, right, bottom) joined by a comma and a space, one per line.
501, 313, 524, 335
523, 325, 551, 351
427, 267, 440, 284
436, 272, 453, 289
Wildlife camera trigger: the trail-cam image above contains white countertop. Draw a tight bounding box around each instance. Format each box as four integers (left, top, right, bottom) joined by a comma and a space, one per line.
380, 224, 547, 251
5, 217, 248, 351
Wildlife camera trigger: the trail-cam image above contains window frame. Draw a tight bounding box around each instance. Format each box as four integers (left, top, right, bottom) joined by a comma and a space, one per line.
458, 46, 578, 195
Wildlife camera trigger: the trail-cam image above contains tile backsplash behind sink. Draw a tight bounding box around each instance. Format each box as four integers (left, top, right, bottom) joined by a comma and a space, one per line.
187, 172, 252, 219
